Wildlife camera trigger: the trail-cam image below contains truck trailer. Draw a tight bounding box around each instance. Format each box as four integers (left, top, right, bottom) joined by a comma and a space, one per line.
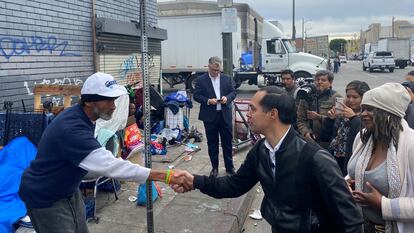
378, 38, 411, 69
159, 14, 328, 91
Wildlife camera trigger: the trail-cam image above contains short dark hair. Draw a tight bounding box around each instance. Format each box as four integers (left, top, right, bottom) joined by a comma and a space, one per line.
281, 69, 294, 79
258, 86, 295, 124
345, 80, 370, 97
407, 70, 414, 76
315, 70, 334, 83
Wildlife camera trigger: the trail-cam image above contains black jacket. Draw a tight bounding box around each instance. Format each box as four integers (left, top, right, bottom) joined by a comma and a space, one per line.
318, 116, 362, 174
194, 127, 362, 233
193, 73, 236, 126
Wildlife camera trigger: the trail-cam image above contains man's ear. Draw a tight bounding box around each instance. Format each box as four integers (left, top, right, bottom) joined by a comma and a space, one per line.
84, 101, 94, 107
269, 108, 278, 120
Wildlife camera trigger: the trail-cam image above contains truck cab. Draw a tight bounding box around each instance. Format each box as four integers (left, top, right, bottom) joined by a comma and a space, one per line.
260, 21, 327, 79
260, 37, 327, 79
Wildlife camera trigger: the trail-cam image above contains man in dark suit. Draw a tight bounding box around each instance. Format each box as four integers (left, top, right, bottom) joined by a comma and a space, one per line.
194, 56, 236, 177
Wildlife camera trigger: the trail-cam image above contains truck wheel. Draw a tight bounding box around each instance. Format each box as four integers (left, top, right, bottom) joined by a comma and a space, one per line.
389, 68, 394, 73
232, 74, 242, 89
294, 71, 311, 79
186, 75, 198, 93
399, 64, 406, 69
362, 64, 367, 71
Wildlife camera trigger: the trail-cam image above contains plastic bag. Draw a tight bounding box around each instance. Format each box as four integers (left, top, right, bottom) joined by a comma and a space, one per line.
137, 181, 160, 206
124, 123, 142, 149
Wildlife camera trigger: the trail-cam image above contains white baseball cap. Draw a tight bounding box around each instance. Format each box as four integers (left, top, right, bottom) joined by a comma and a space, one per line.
81, 72, 127, 99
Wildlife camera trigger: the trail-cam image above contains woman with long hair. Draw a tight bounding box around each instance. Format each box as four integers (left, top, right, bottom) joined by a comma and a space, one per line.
319, 80, 370, 175
347, 83, 414, 233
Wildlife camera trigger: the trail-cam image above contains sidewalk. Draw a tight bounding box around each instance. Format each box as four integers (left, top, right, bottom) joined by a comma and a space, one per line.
87, 100, 255, 233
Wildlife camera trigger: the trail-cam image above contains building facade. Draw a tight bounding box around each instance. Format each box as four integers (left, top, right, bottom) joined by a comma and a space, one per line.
0, 0, 166, 109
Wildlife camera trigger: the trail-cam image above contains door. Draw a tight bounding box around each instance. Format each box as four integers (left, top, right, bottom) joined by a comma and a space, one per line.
262, 39, 289, 72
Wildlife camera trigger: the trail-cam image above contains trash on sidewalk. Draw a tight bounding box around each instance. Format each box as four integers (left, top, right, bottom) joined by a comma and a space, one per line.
128, 196, 137, 202
249, 209, 263, 220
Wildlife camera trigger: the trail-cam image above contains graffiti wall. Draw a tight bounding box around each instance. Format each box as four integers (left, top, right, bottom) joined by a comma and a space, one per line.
0, 0, 160, 108
99, 53, 160, 87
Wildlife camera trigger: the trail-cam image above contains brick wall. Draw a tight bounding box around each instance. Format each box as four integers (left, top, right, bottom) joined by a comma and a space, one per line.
0, 0, 158, 109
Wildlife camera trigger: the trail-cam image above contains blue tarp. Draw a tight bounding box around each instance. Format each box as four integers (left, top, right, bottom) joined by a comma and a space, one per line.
0, 137, 36, 233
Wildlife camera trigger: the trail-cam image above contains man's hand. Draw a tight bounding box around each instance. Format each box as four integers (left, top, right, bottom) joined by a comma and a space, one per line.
170, 170, 194, 193
327, 107, 336, 119
208, 98, 218, 105
307, 111, 321, 120
220, 96, 227, 104
352, 182, 382, 210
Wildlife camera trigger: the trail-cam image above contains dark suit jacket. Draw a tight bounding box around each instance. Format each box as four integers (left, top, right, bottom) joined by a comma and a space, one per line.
193, 73, 236, 126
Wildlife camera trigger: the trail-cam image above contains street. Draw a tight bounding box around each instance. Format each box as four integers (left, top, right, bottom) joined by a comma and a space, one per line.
236, 61, 411, 99
239, 61, 413, 232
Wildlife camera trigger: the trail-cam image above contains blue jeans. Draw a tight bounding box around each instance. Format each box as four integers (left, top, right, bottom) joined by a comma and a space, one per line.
25, 190, 88, 233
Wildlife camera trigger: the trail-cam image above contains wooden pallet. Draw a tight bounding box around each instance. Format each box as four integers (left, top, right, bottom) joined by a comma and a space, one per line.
33, 84, 82, 111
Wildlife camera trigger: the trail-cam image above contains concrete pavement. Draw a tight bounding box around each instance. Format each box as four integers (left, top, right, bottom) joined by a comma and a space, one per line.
87, 92, 255, 233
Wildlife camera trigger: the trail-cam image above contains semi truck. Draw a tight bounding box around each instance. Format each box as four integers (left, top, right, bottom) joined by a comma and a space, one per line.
159, 14, 328, 92
378, 38, 411, 69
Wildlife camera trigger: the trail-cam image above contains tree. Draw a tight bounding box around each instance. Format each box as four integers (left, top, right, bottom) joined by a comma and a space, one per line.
330, 39, 348, 54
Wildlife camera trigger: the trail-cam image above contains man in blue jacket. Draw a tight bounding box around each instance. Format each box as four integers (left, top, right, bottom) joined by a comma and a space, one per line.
193, 56, 236, 177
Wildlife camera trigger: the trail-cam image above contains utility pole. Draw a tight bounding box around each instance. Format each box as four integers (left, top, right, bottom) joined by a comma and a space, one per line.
301, 18, 311, 52
139, 0, 154, 232
292, 0, 296, 40
302, 18, 304, 52
219, 0, 236, 77
392, 16, 395, 38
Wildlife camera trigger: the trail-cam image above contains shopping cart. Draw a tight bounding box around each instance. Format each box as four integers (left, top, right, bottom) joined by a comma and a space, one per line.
232, 98, 261, 153
0, 101, 49, 147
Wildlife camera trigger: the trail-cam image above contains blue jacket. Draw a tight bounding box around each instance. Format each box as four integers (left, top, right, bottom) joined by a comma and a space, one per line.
193, 73, 236, 126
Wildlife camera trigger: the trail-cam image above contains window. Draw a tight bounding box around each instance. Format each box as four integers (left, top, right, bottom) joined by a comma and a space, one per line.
266, 39, 285, 54
375, 52, 392, 57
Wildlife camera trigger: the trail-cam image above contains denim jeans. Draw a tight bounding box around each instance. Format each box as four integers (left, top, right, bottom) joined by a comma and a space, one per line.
25, 190, 88, 233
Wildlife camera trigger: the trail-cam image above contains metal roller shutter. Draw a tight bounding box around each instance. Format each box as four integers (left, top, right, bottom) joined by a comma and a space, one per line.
97, 34, 161, 86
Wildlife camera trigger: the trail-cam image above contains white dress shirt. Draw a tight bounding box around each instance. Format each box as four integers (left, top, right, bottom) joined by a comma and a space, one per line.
209, 74, 222, 111
264, 126, 291, 174
79, 147, 150, 184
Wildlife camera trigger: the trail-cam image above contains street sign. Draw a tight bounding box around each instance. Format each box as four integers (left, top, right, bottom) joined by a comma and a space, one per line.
222, 8, 237, 33
218, 0, 233, 8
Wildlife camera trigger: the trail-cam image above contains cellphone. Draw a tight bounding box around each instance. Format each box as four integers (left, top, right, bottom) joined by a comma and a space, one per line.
335, 97, 345, 113
350, 182, 355, 191
217, 99, 223, 103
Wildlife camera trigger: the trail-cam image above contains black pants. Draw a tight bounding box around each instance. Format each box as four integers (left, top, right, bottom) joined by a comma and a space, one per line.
203, 112, 234, 171
25, 190, 88, 233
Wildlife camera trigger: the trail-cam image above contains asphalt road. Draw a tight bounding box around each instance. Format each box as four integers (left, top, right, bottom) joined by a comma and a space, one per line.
237, 60, 413, 99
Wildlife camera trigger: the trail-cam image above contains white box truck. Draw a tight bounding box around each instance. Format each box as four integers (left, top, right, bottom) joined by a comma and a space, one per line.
378, 38, 411, 69
159, 15, 328, 91
159, 13, 241, 91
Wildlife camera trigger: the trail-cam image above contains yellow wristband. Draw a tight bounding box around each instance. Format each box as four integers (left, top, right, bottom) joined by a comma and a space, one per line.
165, 169, 170, 184
167, 170, 174, 184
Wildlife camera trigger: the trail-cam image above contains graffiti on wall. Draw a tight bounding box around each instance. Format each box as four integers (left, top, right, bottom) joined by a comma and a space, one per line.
119, 54, 156, 82
0, 35, 82, 60
23, 76, 83, 96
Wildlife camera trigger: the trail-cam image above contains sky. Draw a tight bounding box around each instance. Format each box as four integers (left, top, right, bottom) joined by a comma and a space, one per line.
158, 0, 414, 39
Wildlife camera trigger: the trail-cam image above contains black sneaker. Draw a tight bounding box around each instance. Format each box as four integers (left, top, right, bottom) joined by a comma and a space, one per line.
210, 168, 218, 177
226, 168, 236, 176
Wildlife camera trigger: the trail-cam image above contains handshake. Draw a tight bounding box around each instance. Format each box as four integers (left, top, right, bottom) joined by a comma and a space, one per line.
168, 169, 195, 193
